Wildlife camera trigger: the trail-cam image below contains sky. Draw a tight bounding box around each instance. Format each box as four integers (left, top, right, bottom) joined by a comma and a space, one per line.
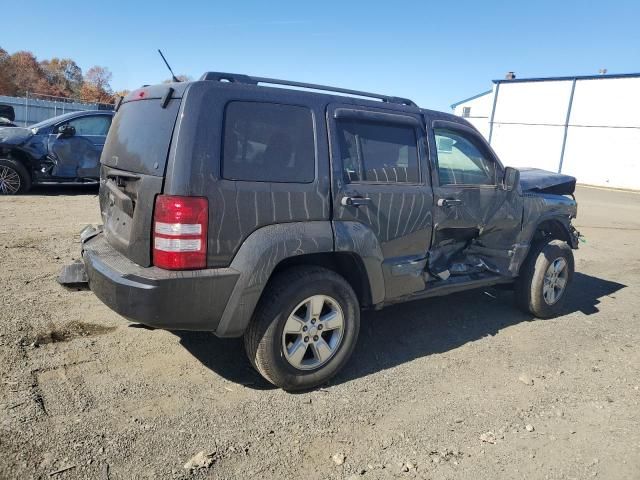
2, 0, 639, 111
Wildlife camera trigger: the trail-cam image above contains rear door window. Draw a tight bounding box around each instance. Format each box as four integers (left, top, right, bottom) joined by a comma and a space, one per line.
222, 102, 315, 183
336, 120, 419, 183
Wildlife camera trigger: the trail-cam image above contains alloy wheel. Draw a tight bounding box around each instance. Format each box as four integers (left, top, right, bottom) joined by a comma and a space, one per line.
281, 295, 345, 370
0, 166, 21, 194
543, 257, 568, 305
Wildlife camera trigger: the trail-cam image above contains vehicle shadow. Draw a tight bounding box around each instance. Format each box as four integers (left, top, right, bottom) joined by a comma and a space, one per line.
26, 184, 99, 196
175, 272, 625, 390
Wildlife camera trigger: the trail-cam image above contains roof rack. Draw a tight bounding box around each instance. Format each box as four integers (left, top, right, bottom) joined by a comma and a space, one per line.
199, 72, 417, 107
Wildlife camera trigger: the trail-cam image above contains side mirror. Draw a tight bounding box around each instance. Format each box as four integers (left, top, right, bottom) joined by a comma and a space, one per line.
503, 166, 520, 192
57, 124, 76, 138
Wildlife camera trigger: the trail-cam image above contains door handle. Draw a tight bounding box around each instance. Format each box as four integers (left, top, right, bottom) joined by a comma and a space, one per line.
437, 198, 463, 208
341, 195, 372, 207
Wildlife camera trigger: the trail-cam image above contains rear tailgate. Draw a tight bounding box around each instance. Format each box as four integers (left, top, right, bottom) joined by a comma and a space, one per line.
99, 86, 183, 267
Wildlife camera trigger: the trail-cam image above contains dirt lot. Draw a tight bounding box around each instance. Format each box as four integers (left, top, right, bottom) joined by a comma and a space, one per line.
1, 185, 639, 480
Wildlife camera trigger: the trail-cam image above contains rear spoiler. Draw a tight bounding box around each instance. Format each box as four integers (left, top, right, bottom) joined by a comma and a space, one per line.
117, 84, 186, 112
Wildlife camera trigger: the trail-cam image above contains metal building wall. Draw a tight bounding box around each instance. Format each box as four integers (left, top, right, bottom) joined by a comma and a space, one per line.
452, 92, 493, 137
455, 75, 640, 190
561, 77, 640, 190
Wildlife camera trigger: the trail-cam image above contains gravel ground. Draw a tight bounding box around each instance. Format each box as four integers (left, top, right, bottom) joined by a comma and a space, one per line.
1, 185, 639, 480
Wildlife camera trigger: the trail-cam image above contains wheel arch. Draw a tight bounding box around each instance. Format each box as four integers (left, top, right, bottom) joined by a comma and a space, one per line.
531, 217, 577, 247
272, 252, 373, 308
215, 221, 386, 338
2, 148, 34, 179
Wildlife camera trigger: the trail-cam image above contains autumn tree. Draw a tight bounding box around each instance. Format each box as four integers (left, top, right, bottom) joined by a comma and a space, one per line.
113, 89, 131, 100
0, 47, 14, 95
0, 47, 116, 103
40, 58, 83, 97
6, 51, 53, 96
163, 74, 192, 83
80, 66, 114, 104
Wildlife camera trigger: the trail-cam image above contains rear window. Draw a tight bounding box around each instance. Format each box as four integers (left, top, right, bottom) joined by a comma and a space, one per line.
222, 102, 315, 183
101, 99, 181, 176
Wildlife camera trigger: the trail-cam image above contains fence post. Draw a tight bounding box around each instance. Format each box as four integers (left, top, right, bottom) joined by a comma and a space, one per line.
24, 92, 29, 127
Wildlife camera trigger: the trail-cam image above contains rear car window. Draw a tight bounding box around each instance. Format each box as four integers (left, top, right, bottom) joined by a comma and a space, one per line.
222, 102, 315, 183
336, 120, 419, 183
101, 99, 181, 176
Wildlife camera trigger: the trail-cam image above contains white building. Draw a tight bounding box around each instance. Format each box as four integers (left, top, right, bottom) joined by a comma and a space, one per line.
451, 73, 640, 190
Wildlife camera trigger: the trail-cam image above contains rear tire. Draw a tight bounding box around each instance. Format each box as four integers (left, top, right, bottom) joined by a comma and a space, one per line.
244, 266, 360, 391
0, 158, 31, 195
515, 239, 574, 318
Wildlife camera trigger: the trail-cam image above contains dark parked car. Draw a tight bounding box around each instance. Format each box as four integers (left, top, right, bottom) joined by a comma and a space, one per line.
0, 110, 113, 194
66, 73, 579, 390
0, 105, 16, 127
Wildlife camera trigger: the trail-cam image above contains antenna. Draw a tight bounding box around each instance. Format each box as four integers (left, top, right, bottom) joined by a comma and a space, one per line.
158, 49, 179, 83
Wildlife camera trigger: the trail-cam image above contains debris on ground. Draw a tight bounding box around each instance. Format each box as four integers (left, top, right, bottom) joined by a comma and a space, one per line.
518, 373, 534, 386
480, 432, 497, 444
183, 451, 215, 470
48, 464, 76, 476
332, 453, 346, 465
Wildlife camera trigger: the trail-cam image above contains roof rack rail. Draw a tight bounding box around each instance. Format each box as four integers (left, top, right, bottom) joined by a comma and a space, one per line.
199, 72, 417, 107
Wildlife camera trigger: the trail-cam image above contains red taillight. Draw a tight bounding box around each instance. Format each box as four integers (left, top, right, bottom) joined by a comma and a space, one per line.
153, 195, 208, 270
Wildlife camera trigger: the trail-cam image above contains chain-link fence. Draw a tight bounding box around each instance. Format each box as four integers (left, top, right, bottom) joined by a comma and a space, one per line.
0, 92, 113, 127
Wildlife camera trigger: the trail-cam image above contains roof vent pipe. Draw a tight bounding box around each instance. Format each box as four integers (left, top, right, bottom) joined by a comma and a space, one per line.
505, 71, 516, 80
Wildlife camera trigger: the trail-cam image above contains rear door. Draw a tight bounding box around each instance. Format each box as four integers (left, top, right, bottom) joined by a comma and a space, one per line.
426, 119, 522, 276
328, 104, 433, 300
100, 87, 183, 267
48, 113, 112, 178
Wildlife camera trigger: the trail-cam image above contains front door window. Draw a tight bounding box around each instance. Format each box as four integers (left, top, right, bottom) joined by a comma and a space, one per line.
434, 128, 496, 186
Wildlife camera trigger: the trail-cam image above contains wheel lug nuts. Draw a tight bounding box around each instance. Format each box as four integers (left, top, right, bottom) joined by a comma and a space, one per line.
311, 319, 316, 325
304, 336, 309, 343
317, 324, 323, 330
313, 335, 319, 341
302, 326, 308, 332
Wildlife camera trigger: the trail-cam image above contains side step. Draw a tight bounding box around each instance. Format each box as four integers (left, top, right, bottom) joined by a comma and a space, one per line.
417, 274, 512, 300
383, 274, 512, 307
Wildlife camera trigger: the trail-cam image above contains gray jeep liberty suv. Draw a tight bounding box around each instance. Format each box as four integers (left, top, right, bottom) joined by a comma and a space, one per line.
74, 73, 579, 390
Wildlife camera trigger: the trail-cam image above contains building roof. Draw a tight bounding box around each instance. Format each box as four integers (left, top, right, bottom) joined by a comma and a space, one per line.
492, 72, 640, 84
450, 89, 492, 109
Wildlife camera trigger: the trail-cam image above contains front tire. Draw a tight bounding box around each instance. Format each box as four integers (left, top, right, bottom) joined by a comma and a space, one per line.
244, 266, 360, 391
0, 158, 31, 195
515, 239, 574, 318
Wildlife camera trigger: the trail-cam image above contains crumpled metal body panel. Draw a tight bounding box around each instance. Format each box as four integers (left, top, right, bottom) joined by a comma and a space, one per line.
428, 185, 525, 277
0, 127, 32, 145
428, 189, 577, 279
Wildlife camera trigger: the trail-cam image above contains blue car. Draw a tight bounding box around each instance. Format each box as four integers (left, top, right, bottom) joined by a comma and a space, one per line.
0, 109, 113, 194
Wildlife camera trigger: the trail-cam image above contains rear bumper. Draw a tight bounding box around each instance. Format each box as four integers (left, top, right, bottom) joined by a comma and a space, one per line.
82, 232, 239, 332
